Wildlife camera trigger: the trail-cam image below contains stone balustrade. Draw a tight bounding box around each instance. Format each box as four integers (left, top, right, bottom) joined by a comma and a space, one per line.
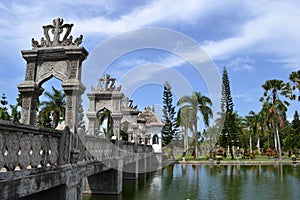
0, 120, 71, 172
0, 120, 153, 173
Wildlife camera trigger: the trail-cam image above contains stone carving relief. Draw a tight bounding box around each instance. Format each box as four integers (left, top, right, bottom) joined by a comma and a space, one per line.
96, 101, 112, 113
31, 18, 83, 48
25, 63, 35, 81
36, 61, 69, 84
68, 60, 78, 79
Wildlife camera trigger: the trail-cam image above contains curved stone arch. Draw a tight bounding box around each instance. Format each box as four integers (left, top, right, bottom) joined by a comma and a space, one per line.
95, 107, 114, 137
36, 66, 69, 86
36, 72, 67, 87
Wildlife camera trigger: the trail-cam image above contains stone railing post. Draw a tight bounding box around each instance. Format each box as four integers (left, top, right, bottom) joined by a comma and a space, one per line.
58, 126, 72, 165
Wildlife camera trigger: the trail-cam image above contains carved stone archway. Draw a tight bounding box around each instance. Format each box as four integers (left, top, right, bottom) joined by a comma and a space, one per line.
87, 74, 123, 139
18, 18, 88, 133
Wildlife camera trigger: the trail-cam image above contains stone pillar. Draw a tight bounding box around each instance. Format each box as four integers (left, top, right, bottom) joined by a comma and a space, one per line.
112, 113, 122, 140
127, 128, 133, 142
86, 94, 96, 136
123, 155, 139, 180
112, 92, 123, 140
132, 124, 139, 144
64, 180, 83, 200
138, 155, 147, 173
84, 160, 123, 194
62, 80, 85, 134
18, 82, 43, 125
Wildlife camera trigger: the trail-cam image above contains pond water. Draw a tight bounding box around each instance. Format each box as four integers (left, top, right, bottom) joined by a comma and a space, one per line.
83, 164, 300, 200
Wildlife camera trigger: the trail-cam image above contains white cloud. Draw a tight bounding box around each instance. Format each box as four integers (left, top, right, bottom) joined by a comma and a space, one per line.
228, 57, 254, 72
203, 1, 300, 67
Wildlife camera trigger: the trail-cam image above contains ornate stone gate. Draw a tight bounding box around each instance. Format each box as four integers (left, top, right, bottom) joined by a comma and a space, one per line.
18, 18, 88, 133
87, 74, 123, 138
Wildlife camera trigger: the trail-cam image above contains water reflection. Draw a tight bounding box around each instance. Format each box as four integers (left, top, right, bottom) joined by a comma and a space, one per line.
83, 164, 300, 200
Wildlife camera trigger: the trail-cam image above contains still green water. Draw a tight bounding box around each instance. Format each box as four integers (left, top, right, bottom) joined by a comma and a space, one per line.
83, 164, 300, 200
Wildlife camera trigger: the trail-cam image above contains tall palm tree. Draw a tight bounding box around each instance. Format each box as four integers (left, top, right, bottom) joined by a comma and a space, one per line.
177, 105, 193, 153
256, 108, 269, 155
245, 111, 260, 154
204, 125, 219, 149
260, 79, 290, 159
177, 92, 212, 160
38, 86, 66, 128
289, 70, 300, 101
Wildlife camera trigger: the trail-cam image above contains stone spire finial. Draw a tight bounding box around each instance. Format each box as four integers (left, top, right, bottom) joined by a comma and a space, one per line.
122, 97, 137, 109
91, 74, 122, 92
31, 17, 83, 48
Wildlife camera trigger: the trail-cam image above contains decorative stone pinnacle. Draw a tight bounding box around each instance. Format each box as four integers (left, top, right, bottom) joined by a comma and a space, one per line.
31, 17, 83, 48
122, 97, 137, 109
92, 74, 122, 92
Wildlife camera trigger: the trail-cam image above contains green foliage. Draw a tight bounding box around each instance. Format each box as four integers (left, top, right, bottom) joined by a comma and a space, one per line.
177, 91, 213, 160
0, 93, 10, 120
289, 70, 300, 101
9, 104, 20, 123
260, 79, 290, 159
37, 86, 66, 128
97, 108, 113, 138
218, 67, 239, 159
161, 82, 179, 146
282, 111, 300, 150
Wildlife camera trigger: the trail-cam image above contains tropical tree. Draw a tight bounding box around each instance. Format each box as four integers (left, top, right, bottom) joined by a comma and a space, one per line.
283, 111, 300, 154
161, 82, 179, 146
37, 86, 66, 128
256, 109, 269, 155
0, 93, 10, 120
97, 108, 113, 138
177, 104, 193, 153
289, 70, 300, 101
245, 111, 261, 154
204, 125, 219, 150
218, 67, 239, 159
9, 104, 20, 123
260, 79, 290, 159
177, 91, 212, 160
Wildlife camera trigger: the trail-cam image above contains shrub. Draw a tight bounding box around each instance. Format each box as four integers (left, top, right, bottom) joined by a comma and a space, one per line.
266, 148, 274, 157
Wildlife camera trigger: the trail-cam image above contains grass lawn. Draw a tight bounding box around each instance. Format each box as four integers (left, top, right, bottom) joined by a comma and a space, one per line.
167, 153, 299, 164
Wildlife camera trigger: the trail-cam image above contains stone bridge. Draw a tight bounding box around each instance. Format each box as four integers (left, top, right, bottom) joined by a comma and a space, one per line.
0, 120, 161, 199
0, 18, 165, 199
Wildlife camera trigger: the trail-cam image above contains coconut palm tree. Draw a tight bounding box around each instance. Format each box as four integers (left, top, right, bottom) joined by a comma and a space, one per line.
245, 111, 260, 154
177, 105, 193, 153
38, 86, 66, 128
97, 108, 113, 138
177, 92, 212, 160
289, 70, 300, 101
260, 79, 290, 159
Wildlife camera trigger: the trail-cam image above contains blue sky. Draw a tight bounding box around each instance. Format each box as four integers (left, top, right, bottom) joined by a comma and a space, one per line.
0, 0, 299, 124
